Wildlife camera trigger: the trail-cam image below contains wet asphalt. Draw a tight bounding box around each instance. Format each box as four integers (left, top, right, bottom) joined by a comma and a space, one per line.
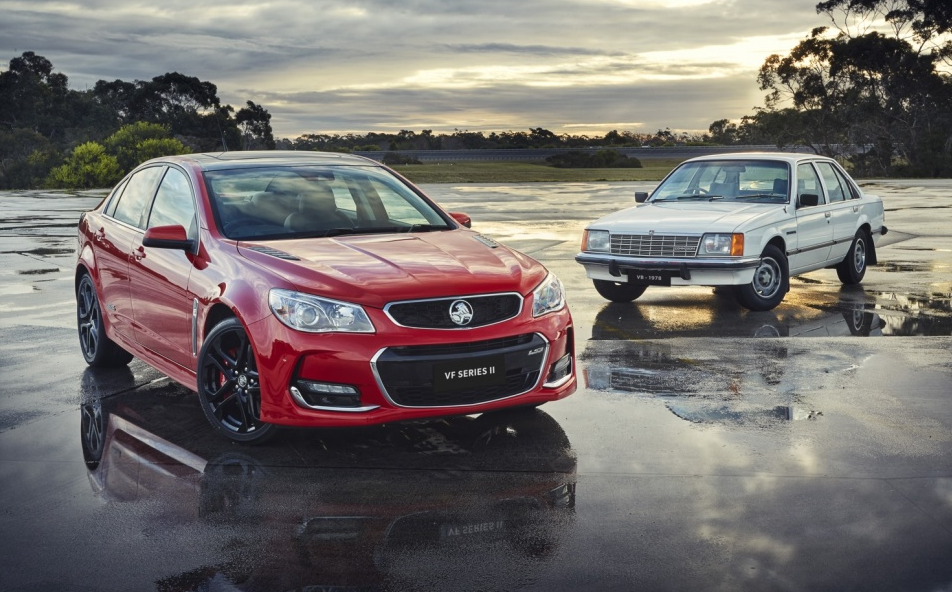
0, 181, 950, 591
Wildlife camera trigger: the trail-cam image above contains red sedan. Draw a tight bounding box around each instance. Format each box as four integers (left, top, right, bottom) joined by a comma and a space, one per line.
75, 151, 575, 442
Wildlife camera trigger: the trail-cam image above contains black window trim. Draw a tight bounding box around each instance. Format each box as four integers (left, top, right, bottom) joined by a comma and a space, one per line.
144, 164, 200, 250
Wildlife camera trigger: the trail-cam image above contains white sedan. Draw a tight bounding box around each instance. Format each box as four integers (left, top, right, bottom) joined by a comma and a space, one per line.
576, 153, 888, 311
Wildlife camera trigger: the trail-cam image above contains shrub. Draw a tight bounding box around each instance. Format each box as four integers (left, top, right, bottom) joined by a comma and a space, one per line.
44, 142, 123, 189
103, 122, 188, 173
546, 149, 642, 169
382, 151, 422, 165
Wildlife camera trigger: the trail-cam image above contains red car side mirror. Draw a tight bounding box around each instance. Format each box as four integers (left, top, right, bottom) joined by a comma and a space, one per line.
449, 212, 472, 228
142, 225, 195, 251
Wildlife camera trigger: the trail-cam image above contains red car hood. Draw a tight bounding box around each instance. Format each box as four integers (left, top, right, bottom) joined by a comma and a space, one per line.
238, 230, 547, 308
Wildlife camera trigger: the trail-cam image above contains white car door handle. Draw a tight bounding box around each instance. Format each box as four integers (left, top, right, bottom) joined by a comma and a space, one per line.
824, 212, 832, 218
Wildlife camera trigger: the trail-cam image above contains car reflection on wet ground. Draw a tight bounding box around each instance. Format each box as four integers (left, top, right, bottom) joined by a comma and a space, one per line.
1, 181, 952, 591
78, 369, 575, 591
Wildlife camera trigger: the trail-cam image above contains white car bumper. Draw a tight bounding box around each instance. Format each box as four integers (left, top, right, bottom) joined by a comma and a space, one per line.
575, 253, 761, 286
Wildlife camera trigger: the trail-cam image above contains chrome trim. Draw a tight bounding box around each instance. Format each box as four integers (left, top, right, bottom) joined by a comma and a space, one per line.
369, 332, 550, 409
382, 292, 524, 330
474, 234, 499, 248
542, 354, 574, 389
610, 233, 702, 257
289, 386, 380, 413
191, 299, 199, 357
787, 235, 857, 256
576, 252, 761, 271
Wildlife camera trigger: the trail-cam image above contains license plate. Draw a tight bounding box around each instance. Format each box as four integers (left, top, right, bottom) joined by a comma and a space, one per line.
433, 355, 506, 393
628, 271, 672, 286
439, 519, 506, 540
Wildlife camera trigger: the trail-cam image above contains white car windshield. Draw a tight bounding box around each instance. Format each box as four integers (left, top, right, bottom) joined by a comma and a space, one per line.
650, 160, 791, 203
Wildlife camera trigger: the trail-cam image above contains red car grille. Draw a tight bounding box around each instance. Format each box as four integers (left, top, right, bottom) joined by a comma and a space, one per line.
374, 334, 546, 407
385, 294, 522, 329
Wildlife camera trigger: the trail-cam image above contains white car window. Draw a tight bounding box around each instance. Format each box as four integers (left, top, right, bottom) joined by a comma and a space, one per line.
816, 162, 847, 203
796, 163, 825, 205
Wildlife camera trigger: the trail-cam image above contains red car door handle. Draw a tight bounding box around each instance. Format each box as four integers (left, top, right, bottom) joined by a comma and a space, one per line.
134, 246, 146, 261
94, 228, 105, 241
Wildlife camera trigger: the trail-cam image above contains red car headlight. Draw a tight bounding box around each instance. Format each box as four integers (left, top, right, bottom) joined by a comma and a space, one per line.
269, 289, 375, 333
532, 272, 566, 317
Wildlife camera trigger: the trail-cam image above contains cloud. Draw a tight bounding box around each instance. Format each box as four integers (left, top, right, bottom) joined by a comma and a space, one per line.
254, 73, 763, 137
0, 0, 822, 137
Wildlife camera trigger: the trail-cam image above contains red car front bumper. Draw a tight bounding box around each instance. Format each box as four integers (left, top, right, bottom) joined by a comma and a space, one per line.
247, 306, 576, 427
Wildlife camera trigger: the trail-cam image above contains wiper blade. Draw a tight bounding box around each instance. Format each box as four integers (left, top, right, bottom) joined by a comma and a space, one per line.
291, 227, 398, 238
673, 195, 723, 201
734, 193, 785, 200
292, 225, 451, 239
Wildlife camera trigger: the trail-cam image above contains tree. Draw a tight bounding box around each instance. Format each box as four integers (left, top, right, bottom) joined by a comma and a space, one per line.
102, 122, 188, 173
235, 101, 276, 150
45, 142, 122, 189
92, 71, 238, 151
0, 128, 57, 189
754, 0, 952, 175
708, 119, 740, 145
0, 52, 72, 140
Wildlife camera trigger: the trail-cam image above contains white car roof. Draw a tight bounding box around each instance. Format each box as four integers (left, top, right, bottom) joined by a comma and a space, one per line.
684, 152, 834, 165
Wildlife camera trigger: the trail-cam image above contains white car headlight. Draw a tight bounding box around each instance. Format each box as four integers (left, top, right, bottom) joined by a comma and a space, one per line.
269, 289, 375, 333
583, 229, 610, 252
699, 233, 744, 256
532, 272, 566, 317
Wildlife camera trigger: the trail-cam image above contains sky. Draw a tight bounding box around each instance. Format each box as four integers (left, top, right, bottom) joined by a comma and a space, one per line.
0, 0, 828, 139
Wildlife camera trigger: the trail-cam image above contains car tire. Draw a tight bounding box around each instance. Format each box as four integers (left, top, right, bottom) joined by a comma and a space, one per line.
836, 230, 868, 284
76, 273, 134, 367
734, 245, 788, 311
593, 279, 647, 303
197, 317, 277, 444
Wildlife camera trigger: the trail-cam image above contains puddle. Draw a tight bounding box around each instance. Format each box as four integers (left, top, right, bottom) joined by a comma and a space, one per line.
666, 402, 821, 425
581, 341, 824, 428
592, 289, 952, 339
893, 247, 952, 253
19, 247, 74, 256
878, 261, 939, 273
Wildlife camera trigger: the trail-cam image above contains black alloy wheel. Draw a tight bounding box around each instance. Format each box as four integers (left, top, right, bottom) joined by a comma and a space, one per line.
197, 318, 276, 443
80, 401, 106, 466
76, 274, 133, 367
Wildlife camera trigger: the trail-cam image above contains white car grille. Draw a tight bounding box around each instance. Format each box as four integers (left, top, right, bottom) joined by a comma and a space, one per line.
610, 234, 701, 257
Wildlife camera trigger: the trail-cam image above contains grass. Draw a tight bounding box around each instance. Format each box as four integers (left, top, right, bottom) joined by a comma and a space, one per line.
391, 159, 685, 183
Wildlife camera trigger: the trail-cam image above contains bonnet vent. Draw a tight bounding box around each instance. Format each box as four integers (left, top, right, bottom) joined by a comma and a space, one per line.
246, 245, 301, 261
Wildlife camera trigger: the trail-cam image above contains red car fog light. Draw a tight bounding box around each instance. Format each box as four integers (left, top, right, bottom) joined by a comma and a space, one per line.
545, 353, 573, 387
290, 380, 363, 409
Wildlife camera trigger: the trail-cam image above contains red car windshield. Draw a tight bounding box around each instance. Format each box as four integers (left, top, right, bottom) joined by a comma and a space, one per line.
203, 165, 451, 240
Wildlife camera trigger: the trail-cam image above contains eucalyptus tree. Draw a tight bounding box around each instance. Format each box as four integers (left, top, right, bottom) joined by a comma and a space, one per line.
756, 0, 952, 175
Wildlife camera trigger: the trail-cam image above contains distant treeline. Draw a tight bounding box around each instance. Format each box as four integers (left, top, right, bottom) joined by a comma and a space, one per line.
283, 127, 712, 154
0, 52, 276, 189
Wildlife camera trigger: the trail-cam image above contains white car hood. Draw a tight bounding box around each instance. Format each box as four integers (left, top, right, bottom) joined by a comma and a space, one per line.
590, 201, 786, 234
